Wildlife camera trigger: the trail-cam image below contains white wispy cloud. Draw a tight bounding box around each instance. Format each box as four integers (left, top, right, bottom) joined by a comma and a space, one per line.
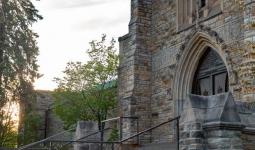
32, 0, 130, 90
44, 0, 121, 10
73, 16, 128, 31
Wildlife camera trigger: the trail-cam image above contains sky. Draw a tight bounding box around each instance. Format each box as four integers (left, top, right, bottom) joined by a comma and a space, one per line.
32, 0, 130, 90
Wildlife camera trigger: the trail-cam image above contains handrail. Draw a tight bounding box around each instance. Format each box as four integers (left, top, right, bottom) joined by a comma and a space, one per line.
121, 116, 138, 119
120, 116, 180, 149
18, 127, 75, 150
101, 117, 121, 123
101, 116, 138, 123
56, 127, 112, 149
76, 127, 112, 141
26, 148, 48, 150
101, 116, 139, 143
46, 140, 121, 144
18, 116, 180, 150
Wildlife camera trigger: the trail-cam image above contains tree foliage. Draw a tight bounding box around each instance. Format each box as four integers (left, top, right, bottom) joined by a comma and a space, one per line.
0, 0, 42, 147
53, 35, 118, 130
20, 112, 40, 145
0, 0, 42, 105
0, 102, 18, 148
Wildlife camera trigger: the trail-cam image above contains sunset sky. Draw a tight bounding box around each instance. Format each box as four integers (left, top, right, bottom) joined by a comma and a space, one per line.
32, 0, 130, 90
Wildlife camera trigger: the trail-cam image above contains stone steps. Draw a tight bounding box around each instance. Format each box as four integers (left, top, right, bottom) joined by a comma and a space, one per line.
120, 143, 177, 150
137, 143, 177, 150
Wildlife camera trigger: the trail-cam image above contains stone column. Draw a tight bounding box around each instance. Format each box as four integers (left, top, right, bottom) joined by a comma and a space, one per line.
179, 95, 206, 150
203, 123, 244, 150
180, 122, 205, 150
180, 93, 244, 150
118, 0, 152, 143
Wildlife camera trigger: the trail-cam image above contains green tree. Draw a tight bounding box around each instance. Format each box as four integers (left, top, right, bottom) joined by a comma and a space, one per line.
21, 112, 40, 145
0, 0, 42, 147
53, 35, 118, 132
0, 102, 18, 148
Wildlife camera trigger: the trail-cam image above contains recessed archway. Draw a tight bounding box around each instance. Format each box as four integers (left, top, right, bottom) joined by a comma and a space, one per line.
192, 47, 229, 96
173, 32, 229, 115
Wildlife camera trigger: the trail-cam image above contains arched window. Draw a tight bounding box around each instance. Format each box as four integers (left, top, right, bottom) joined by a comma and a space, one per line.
192, 47, 229, 96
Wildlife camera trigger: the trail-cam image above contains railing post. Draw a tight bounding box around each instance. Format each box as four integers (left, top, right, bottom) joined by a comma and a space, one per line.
112, 143, 114, 150
49, 141, 53, 150
100, 122, 104, 150
137, 119, 139, 145
119, 117, 123, 142
176, 117, 180, 150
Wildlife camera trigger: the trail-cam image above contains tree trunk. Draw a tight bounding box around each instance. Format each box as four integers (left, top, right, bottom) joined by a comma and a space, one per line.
0, 0, 5, 146
0, 0, 5, 107
98, 114, 106, 150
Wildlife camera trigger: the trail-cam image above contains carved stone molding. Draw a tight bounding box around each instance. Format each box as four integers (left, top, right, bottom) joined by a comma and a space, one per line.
172, 26, 234, 116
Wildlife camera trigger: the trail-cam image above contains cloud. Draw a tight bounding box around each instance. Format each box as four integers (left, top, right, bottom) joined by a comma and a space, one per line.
73, 16, 129, 31
32, 0, 130, 90
46, 0, 119, 10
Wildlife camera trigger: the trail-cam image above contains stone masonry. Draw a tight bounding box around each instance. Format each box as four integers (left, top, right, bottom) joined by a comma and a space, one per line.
118, 0, 255, 149
35, 90, 72, 140
74, 121, 99, 150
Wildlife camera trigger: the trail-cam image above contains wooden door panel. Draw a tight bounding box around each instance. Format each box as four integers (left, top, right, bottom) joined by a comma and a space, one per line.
199, 77, 212, 96
214, 73, 227, 94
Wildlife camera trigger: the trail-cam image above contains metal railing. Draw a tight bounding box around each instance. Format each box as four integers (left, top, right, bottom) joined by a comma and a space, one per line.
120, 116, 180, 150
65, 116, 180, 150
18, 116, 180, 150
55, 127, 112, 150
18, 127, 75, 150
56, 116, 139, 150
101, 116, 139, 142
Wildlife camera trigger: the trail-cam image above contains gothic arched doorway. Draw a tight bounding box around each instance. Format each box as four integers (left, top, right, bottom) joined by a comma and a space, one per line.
192, 47, 229, 96
172, 32, 231, 115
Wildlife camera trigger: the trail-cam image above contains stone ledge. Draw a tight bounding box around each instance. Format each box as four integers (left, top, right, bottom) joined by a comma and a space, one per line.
242, 127, 255, 135
119, 33, 131, 42
203, 122, 245, 131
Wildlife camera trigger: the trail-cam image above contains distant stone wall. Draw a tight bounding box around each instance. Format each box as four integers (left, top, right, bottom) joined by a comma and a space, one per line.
35, 90, 69, 139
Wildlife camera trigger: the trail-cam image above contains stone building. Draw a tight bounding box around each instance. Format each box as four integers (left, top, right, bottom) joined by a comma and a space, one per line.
35, 90, 66, 139
118, 0, 255, 149
18, 91, 74, 149
18, 90, 66, 145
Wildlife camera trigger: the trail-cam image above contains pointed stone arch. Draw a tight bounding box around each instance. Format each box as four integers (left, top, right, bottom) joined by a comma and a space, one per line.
173, 30, 230, 115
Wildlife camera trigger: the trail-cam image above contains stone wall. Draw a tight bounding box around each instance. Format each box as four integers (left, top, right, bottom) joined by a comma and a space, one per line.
35, 90, 69, 139
242, 133, 255, 150
74, 121, 99, 150
204, 130, 243, 150
180, 93, 244, 150
150, 0, 177, 143
118, 0, 153, 142
119, 0, 255, 147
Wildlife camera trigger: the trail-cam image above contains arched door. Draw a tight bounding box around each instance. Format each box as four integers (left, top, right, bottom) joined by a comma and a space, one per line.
192, 47, 229, 96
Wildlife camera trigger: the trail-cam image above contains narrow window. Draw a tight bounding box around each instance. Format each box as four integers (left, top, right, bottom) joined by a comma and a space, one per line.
177, 0, 196, 28
200, 0, 206, 8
